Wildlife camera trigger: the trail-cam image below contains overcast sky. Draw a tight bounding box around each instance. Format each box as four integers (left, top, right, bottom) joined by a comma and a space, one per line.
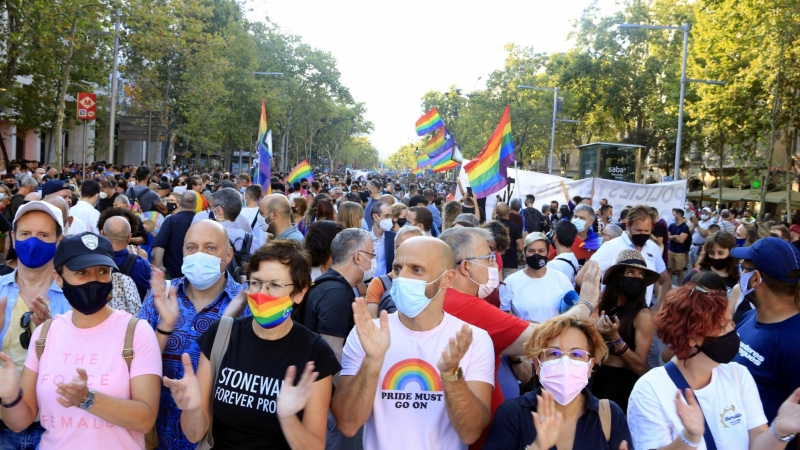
246, 0, 621, 158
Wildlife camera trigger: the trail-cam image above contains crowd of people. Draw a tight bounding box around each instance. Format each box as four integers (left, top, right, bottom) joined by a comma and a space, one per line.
0, 159, 800, 450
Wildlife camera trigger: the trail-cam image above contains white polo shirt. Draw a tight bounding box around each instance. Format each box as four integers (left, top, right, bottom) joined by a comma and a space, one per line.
589, 232, 666, 306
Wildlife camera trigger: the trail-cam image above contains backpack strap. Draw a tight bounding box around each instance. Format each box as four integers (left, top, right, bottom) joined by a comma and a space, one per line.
200, 316, 234, 448
554, 256, 578, 275
241, 232, 253, 254
250, 213, 258, 230
599, 398, 611, 442
122, 317, 138, 372
665, 361, 718, 450
35, 319, 53, 360
119, 253, 138, 276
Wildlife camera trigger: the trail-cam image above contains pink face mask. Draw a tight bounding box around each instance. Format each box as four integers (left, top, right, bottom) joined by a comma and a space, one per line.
538, 356, 591, 405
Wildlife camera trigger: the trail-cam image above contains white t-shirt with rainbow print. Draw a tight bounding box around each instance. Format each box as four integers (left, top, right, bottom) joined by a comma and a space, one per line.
341, 311, 495, 450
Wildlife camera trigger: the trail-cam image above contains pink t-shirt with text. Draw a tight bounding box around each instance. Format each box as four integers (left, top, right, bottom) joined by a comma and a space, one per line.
24, 309, 162, 449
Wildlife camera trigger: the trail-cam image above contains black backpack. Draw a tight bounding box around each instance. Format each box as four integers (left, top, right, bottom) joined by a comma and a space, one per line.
225, 232, 254, 281
376, 274, 397, 314
293, 271, 353, 324
522, 207, 546, 233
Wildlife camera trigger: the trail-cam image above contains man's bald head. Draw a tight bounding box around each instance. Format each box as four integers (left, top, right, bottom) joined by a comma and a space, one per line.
495, 202, 509, 218
184, 219, 232, 266
396, 236, 454, 273
379, 194, 395, 206
262, 194, 291, 216
43, 194, 69, 224
103, 216, 131, 241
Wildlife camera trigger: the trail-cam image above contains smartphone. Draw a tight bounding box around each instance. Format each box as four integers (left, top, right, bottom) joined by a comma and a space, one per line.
607, 307, 618, 322
466, 186, 473, 196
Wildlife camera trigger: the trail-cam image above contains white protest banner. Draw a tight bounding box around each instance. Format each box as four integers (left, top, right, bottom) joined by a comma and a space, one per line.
592, 178, 687, 223
456, 161, 687, 223
456, 163, 592, 218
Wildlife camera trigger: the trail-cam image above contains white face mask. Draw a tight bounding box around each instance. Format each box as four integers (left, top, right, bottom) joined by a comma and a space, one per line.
378, 218, 393, 232
357, 252, 376, 281
99, 192, 108, 199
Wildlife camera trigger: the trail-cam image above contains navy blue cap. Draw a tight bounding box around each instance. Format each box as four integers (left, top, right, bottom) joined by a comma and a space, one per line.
41, 179, 71, 197
53, 232, 118, 271
731, 237, 800, 284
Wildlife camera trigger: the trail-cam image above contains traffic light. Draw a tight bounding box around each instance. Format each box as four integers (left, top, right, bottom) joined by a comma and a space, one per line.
556, 97, 564, 115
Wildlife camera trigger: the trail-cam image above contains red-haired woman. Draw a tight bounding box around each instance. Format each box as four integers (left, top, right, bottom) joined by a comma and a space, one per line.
628, 283, 800, 449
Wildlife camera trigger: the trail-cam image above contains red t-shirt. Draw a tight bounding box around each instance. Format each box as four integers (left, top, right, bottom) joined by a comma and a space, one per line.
548, 234, 594, 262
442, 288, 530, 450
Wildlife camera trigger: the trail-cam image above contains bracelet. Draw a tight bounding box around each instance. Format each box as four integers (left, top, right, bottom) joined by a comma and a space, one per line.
680, 428, 700, 447
156, 327, 173, 336
576, 300, 594, 314
0, 388, 23, 408
611, 337, 624, 347
770, 421, 797, 442
617, 345, 630, 357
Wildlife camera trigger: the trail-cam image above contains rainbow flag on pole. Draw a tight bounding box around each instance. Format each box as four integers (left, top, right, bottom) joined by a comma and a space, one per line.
256, 99, 272, 195
415, 108, 444, 136
287, 159, 314, 185
464, 105, 515, 198
416, 150, 431, 169
432, 146, 463, 173
424, 127, 455, 158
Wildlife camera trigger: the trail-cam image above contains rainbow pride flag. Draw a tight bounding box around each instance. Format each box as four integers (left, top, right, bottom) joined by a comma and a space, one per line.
424, 127, 455, 159
415, 108, 444, 136
464, 106, 515, 198
413, 167, 423, 178
416, 151, 431, 169
287, 160, 314, 185
432, 146, 463, 173
256, 99, 272, 195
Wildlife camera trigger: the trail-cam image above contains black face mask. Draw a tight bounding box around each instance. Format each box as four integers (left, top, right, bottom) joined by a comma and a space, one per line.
630, 233, 650, 248
620, 276, 647, 299
61, 279, 113, 316
708, 256, 731, 270
526, 254, 547, 270
697, 329, 740, 364
397, 218, 407, 227
550, 208, 556, 214
167, 202, 178, 213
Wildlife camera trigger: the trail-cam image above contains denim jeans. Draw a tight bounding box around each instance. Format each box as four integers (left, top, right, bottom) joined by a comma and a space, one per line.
0, 421, 45, 450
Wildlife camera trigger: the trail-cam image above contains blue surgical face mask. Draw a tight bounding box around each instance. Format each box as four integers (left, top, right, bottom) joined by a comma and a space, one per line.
181, 251, 223, 290
15, 237, 57, 269
390, 271, 447, 318
735, 238, 747, 247
571, 217, 587, 233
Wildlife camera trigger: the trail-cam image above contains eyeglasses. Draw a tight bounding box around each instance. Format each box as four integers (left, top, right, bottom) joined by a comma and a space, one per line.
736, 264, 755, 275
539, 348, 591, 362
459, 253, 497, 266
358, 250, 376, 259
247, 280, 294, 294
19, 311, 33, 349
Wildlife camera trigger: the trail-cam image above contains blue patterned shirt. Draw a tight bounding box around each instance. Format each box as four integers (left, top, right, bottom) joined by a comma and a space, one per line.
138, 274, 243, 450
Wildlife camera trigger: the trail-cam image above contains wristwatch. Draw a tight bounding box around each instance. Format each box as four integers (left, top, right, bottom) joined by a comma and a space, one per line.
79, 389, 95, 410
440, 367, 463, 382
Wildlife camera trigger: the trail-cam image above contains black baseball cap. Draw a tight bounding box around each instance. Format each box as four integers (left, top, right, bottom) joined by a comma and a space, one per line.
158, 182, 171, 191
54, 232, 118, 271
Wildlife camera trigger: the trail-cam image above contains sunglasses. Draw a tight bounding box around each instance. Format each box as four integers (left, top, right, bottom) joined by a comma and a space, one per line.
20, 311, 33, 349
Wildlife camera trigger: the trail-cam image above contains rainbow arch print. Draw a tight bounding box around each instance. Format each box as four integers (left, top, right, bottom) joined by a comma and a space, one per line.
381, 358, 443, 392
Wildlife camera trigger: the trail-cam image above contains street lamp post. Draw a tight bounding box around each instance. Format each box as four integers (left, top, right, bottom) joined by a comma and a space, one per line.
617, 23, 725, 181
108, 9, 120, 165
519, 85, 579, 175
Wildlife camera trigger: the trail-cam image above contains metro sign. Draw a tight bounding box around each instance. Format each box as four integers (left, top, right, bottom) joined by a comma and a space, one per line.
77, 92, 97, 120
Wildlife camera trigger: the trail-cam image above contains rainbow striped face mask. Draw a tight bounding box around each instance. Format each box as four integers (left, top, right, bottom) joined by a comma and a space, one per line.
247, 293, 293, 329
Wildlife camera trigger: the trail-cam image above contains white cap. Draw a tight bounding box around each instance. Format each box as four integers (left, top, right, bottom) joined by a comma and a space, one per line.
13, 201, 64, 230
702, 207, 713, 213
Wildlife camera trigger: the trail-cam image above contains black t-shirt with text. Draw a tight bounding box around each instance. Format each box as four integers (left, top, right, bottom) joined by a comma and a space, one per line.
197, 317, 340, 450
